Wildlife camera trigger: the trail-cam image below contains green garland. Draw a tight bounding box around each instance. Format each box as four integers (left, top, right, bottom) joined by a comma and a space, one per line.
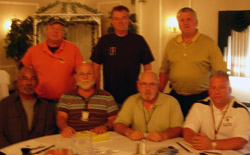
5, 1, 102, 62
131, 0, 147, 5
36, 1, 99, 14
74, 2, 99, 14
61, 2, 67, 13
36, 1, 60, 13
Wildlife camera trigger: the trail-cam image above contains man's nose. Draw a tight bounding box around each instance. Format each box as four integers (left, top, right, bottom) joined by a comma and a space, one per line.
25, 79, 33, 84
83, 74, 89, 79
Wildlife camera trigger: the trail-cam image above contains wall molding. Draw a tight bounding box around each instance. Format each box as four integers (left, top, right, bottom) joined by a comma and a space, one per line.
0, 1, 38, 8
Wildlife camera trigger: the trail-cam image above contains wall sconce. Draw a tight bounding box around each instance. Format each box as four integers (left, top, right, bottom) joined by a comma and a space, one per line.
4, 19, 12, 32
166, 17, 178, 33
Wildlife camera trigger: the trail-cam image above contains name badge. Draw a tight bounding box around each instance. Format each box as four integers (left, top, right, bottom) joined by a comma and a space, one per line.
81, 111, 89, 121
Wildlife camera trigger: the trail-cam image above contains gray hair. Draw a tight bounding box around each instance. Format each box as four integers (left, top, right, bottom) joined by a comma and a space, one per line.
18, 66, 37, 79
210, 70, 229, 83
138, 70, 159, 83
177, 7, 197, 20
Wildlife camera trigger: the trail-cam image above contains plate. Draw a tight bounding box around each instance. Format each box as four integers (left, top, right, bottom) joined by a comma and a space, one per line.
44, 149, 73, 155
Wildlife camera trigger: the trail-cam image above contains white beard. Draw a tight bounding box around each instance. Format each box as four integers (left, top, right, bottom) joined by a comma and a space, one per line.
76, 79, 95, 90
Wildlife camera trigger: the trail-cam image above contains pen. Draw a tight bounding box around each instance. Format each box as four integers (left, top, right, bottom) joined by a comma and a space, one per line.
33, 144, 55, 154
203, 151, 222, 155
176, 142, 191, 153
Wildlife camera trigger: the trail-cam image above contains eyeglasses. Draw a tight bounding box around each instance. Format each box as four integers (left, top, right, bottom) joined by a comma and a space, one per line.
19, 76, 37, 82
139, 82, 158, 88
77, 72, 94, 77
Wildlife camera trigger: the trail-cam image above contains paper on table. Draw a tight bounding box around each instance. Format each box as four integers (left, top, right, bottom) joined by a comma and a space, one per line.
177, 141, 244, 155
73, 131, 110, 142
238, 143, 250, 154
0, 140, 50, 155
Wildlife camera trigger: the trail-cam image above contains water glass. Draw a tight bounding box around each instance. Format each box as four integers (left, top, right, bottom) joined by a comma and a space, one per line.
72, 133, 94, 155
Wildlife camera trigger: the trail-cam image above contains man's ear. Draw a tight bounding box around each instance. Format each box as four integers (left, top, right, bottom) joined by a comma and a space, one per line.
136, 81, 140, 90
75, 74, 77, 81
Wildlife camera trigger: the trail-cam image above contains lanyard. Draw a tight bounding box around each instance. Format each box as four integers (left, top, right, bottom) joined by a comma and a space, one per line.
83, 96, 92, 111
210, 102, 230, 140
143, 106, 157, 133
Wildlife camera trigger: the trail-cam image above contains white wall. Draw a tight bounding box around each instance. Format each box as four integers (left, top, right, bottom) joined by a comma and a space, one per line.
138, 0, 250, 99
0, 0, 250, 100
138, 0, 250, 73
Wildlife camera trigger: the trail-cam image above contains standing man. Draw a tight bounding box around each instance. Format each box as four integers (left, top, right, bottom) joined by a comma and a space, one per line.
91, 5, 154, 106
114, 71, 183, 142
21, 16, 83, 106
0, 66, 55, 148
159, 7, 227, 117
57, 62, 119, 138
183, 70, 250, 150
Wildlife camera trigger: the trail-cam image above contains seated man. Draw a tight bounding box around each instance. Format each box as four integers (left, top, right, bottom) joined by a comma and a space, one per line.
114, 71, 183, 142
0, 66, 56, 148
183, 70, 250, 150
57, 62, 119, 138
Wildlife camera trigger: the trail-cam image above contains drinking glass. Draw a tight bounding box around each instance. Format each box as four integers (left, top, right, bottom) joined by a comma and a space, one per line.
72, 133, 94, 155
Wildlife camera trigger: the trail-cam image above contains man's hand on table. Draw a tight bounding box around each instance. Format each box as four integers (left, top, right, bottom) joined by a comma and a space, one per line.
125, 130, 144, 141
90, 125, 108, 134
61, 126, 76, 138
146, 131, 164, 142
191, 133, 212, 150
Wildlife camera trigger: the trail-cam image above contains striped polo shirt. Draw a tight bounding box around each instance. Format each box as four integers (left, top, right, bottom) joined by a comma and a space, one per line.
57, 89, 119, 131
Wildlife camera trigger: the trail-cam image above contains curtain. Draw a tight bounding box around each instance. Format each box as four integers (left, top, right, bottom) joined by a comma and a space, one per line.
224, 27, 250, 77
218, 10, 250, 54
220, 11, 250, 78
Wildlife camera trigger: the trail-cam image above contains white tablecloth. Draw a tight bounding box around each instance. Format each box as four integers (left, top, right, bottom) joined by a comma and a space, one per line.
0, 132, 246, 155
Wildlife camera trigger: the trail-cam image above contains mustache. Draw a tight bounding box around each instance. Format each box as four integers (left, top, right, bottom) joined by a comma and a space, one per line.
24, 85, 35, 90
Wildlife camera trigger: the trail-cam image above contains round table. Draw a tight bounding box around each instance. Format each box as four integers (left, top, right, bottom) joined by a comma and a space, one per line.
0, 132, 244, 155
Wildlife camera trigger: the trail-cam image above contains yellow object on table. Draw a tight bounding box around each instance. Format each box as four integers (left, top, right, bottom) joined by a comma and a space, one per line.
73, 131, 110, 142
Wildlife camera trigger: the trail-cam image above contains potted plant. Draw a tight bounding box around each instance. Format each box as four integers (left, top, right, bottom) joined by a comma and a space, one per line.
4, 16, 34, 62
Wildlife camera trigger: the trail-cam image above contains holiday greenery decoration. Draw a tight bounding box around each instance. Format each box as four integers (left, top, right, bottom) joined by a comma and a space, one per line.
4, 1, 101, 62
4, 16, 33, 61
131, 0, 147, 5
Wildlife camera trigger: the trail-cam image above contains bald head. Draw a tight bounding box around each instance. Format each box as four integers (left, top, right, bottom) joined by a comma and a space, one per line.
75, 62, 95, 90
137, 71, 159, 101
138, 71, 159, 84
76, 62, 95, 75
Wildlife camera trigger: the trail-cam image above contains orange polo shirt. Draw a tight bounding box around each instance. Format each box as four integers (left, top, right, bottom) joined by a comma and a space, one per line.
21, 40, 83, 100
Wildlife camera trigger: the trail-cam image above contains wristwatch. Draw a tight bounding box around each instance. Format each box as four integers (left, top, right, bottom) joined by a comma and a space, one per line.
103, 123, 109, 130
212, 141, 217, 150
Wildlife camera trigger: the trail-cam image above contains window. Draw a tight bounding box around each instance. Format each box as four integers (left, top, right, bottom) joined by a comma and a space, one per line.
224, 27, 250, 77
218, 11, 250, 77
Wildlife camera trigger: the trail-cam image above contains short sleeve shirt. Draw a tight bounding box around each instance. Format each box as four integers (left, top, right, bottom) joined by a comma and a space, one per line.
184, 97, 250, 141
91, 33, 154, 104
21, 40, 83, 100
115, 93, 184, 133
57, 89, 119, 131
160, 32, 227, 95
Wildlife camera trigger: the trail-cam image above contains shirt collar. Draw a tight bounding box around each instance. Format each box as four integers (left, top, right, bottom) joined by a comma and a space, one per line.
210, 98, 232, 112
43, 40, 65, 54
139, 92, 164, 109
71, 87, 99, 99
177, 31, 200, 43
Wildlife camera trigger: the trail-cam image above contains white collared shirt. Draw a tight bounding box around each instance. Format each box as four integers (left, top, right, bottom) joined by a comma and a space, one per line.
184, 97, 250, 141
